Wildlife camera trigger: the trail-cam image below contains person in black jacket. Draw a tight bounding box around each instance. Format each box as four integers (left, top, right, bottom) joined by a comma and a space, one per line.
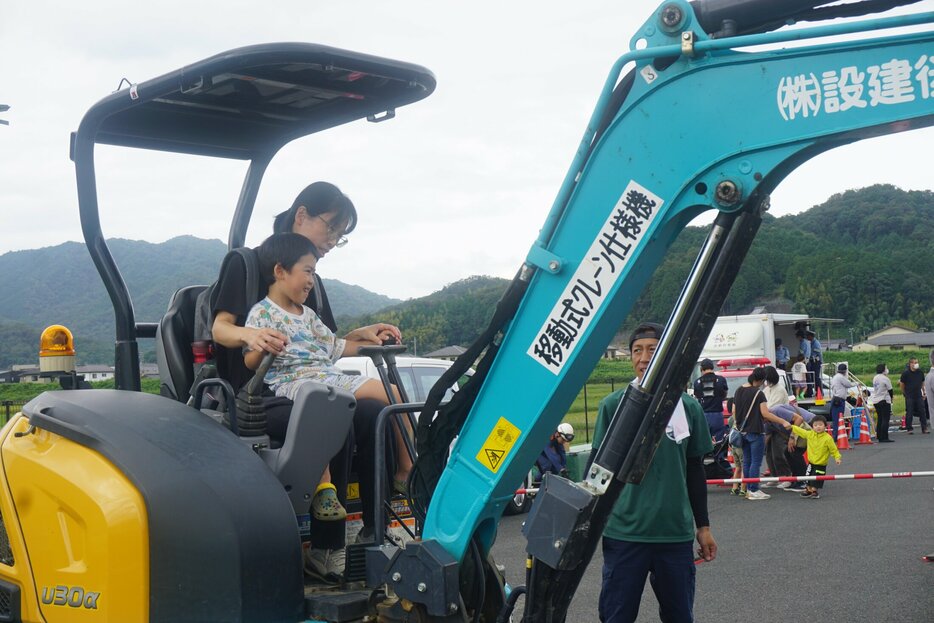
899, 357, 929, 434
693, 358, 728, 447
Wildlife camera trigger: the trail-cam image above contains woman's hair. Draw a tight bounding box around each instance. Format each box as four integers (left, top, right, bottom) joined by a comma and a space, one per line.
747, 366, 767, 384
257, 233, 318, 285
273, 181, 358, 235
876, 363, 886, 374
763, 365, 780, 386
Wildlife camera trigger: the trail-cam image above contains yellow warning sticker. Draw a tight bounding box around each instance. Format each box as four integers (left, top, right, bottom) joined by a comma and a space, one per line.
476, 417, 522, 473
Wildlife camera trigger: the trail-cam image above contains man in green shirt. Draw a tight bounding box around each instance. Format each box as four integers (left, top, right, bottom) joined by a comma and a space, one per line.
593, 322, 717, 622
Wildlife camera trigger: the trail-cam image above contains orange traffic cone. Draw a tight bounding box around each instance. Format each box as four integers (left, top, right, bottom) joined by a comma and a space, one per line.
836, 417, 851, 450
814, 384, 826, 406
857, 411, 873, 444
726, 445, 734, 464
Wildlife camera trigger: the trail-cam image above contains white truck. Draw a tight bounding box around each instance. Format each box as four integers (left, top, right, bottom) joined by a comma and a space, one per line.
700, 313, 815, 364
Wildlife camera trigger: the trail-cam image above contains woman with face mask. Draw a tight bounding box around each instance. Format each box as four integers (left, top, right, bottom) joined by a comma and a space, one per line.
870, 364, 894, 442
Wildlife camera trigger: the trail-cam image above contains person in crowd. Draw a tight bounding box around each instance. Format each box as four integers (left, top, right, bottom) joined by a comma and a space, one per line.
807, 330, 823, 398
830, 363, 855, 440
924, 349, 934, 434
692, 358, 728, 450
791, 354, 808, 398
899, 356, 929, 434
210, 181, 403, 580
760, 366, 794, 490
870, 363, 894, 442
784, 409, 814, 492
781, 414, 841, 499
731, 367, 790, 500
796, 330, 812, 396
727, 411, 746, 497
535, 423, 574, 482
775, 338, 790, 371
593, 322, 716, 622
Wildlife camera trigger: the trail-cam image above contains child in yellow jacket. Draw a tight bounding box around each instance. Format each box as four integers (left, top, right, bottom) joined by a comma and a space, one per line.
781, 415, 841, 499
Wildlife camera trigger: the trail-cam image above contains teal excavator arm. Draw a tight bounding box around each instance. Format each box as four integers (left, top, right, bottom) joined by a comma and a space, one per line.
373, 1, 934, 621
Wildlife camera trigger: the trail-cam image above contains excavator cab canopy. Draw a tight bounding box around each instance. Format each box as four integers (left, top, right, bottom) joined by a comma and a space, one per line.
71, 43, 436, 388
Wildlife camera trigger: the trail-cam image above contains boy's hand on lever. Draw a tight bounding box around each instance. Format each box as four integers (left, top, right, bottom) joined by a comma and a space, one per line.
345, 323, 402, 345
245, 327, 287, 354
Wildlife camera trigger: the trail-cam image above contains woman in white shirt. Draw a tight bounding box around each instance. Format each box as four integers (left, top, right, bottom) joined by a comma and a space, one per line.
870, 363, 894, 442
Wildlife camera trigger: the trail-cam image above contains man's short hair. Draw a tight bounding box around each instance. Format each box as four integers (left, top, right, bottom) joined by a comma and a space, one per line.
628, 322, 664, 351
700, 358, 715, 371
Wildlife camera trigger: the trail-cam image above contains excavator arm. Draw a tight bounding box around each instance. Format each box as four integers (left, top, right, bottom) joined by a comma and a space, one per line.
377, 1, 934, 620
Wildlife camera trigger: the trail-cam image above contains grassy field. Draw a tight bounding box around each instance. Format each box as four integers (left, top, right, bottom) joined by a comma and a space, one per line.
2, 351, 927, 441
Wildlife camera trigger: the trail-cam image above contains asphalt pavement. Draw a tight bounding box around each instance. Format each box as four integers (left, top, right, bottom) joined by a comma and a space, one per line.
491, 429, 933, 622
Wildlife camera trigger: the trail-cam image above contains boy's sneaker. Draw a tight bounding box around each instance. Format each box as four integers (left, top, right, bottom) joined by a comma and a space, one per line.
807, 493, 821, 499
800, 490, 815, 498
737, 489, 746, 497
311, 485, 347, 521
776, 482, 791, 489
746, 490, 771, 500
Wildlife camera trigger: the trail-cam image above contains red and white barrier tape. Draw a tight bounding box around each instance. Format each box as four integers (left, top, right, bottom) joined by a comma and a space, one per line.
517, 470, 934, 493
707, 471, 934, 485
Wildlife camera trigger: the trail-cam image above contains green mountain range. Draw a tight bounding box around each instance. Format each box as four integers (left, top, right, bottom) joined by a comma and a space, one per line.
0, 236, 400, 368
2, 185, 931, 369
340, 185, 934, 352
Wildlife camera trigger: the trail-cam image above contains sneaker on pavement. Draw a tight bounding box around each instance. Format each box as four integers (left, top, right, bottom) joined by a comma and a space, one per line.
807, 493, 821, 499
760, 482, 775, 488
800, 490, 815, 498
746, 490, 771, 500
776, 482, 791, 489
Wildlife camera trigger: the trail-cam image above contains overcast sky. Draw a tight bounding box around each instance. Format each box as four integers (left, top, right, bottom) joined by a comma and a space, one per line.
2, 1, 932, 299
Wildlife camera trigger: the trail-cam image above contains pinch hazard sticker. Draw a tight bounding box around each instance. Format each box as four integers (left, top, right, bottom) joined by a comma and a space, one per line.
476, 417, 522, 474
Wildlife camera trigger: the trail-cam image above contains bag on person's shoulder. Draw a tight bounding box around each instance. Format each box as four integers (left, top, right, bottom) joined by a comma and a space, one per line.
728, 427, 743, 448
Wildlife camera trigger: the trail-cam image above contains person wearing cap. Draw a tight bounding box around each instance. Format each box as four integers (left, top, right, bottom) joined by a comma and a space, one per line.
593, 322, 716, 623
692, 358, 729, 452
535, 423, 575, 481
775, 338, 790, 371
830, 363, 855, 440
807, 330, 823, 398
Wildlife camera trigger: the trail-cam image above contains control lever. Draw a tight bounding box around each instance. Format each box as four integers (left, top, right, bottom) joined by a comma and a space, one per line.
233, 351, 276, 437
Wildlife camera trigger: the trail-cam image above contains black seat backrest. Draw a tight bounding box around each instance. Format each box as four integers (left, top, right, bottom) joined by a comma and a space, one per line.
156, 285, 208, 402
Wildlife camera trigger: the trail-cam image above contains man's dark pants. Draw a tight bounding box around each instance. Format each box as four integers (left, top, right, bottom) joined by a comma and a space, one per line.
904, 394, 929, 432
599, 538, 695, 623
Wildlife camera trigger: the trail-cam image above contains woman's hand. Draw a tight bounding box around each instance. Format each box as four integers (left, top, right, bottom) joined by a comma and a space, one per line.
244, 327, 288, 354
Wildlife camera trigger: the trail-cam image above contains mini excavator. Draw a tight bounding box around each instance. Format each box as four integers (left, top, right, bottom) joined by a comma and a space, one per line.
0, 1, 931, 621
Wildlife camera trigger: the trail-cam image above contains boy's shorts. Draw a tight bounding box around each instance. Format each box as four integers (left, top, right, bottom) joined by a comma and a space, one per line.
731, 445, 744, 464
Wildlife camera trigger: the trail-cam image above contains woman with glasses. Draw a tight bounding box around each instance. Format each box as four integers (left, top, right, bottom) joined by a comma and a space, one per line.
210, 181, 404, 582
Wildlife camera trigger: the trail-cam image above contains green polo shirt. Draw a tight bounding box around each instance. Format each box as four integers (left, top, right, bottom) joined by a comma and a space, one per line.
592, 389, 711, 543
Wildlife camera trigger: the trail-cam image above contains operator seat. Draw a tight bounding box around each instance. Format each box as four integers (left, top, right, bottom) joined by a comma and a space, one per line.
153, 282, 355, 516
155, 284, 207, 402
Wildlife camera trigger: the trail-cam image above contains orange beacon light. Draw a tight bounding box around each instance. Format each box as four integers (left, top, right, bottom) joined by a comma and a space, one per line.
39, 324, 76, 374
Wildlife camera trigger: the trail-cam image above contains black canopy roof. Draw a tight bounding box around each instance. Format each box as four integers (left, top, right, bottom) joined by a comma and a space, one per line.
77, 42, 436, 159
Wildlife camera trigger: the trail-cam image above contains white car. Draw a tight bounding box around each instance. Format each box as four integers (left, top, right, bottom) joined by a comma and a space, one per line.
335, 355, 467, 402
